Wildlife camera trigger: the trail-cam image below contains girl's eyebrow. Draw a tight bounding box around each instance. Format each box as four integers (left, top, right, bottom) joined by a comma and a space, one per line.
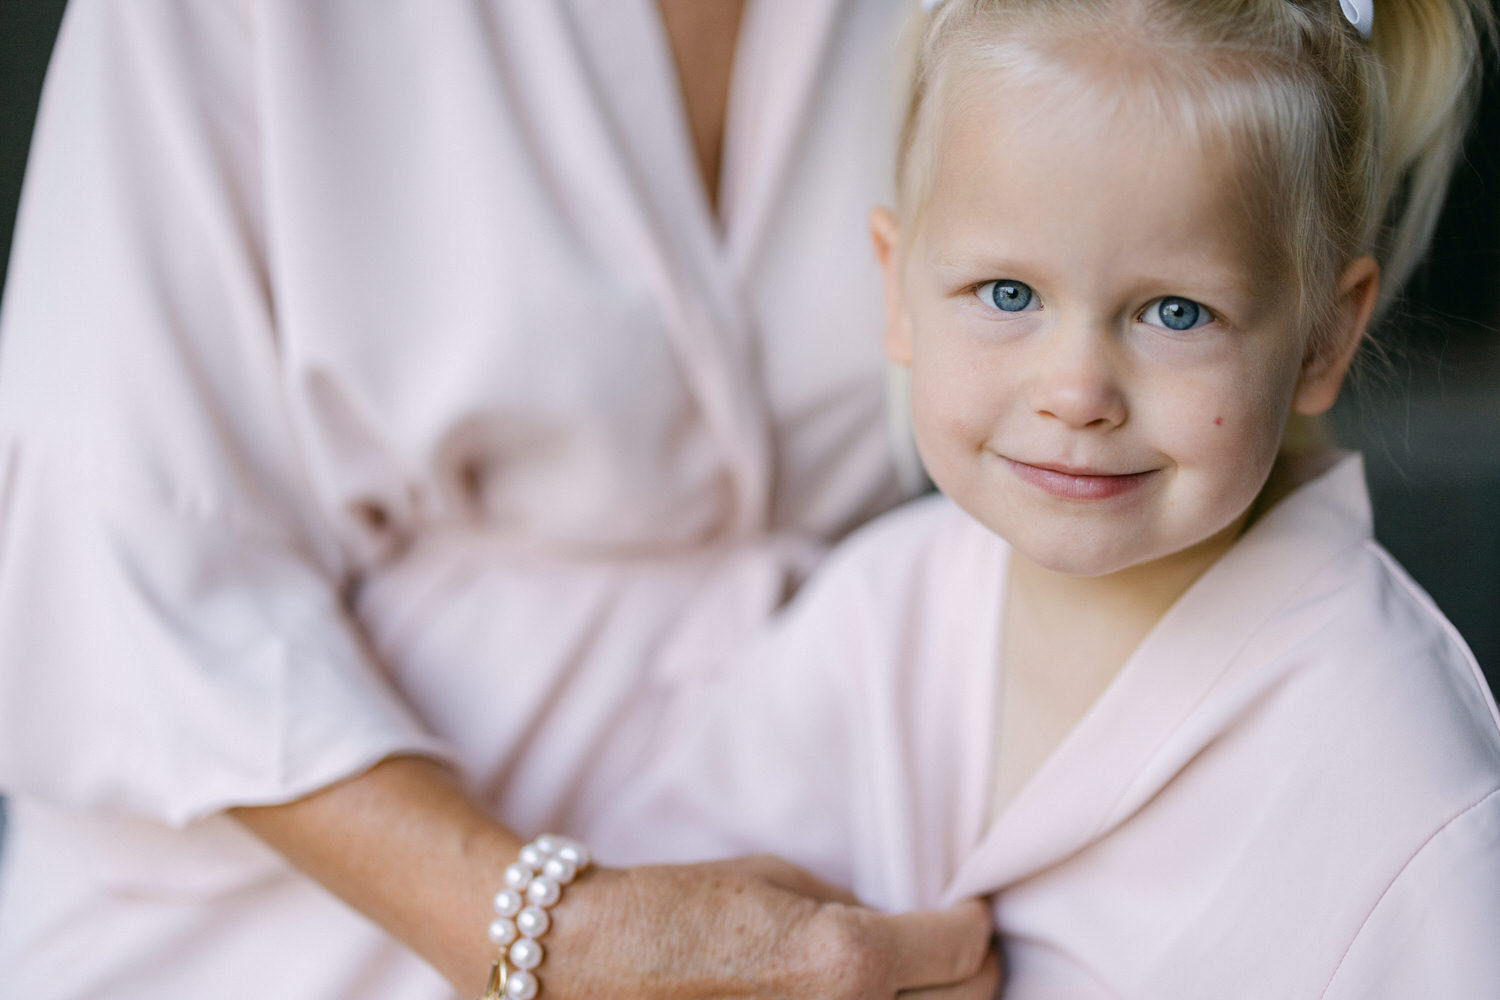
929, 219, 1269, 278
924, 245, 1036, 275
1139, 265, 1261, 301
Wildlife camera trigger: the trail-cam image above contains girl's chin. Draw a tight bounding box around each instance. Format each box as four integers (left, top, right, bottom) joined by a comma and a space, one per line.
1007, 537, 1152, 579
1006, 512, 1252, 584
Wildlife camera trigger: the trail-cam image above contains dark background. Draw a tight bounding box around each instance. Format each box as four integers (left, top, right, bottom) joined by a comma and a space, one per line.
1, 3, 1497, 847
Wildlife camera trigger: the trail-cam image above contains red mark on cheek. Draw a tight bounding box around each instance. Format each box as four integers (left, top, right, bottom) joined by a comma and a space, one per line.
1214, 417, 1224, 427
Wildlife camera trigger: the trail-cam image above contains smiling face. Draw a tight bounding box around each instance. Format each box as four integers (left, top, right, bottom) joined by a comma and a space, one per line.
878, 69, 1373, 579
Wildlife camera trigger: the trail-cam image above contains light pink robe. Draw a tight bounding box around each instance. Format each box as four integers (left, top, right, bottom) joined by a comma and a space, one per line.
0, 1, 918, 996
598, 455, 1500, 998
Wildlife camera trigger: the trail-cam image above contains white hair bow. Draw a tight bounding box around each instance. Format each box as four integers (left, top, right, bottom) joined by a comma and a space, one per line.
1339, 0, 1375, 39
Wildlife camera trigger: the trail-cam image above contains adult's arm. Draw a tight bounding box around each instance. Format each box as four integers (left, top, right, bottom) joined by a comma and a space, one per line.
234, 755, 998, 999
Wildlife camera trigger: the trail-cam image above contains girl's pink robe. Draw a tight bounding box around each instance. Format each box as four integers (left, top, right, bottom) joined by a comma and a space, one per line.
0, 1, 918, 996
599, 455, 1500, 999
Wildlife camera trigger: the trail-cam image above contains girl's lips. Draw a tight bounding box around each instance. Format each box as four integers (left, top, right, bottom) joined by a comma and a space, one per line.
1003, 457, 1157, 500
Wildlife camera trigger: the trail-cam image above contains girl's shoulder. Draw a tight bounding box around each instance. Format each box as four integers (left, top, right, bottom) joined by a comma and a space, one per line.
763, 491, 1007, 689
803, 490, 1005, 611
1296, 529, 1500, 760
1256, 453, 1497, 736
1220, 452, 1484, 690
1136, 451, 1500, 823
1210, 452, 1500, 816
825, 489, 1000, 570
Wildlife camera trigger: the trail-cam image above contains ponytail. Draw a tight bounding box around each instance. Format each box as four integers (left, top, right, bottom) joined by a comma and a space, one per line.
1368, 0, 1495, 303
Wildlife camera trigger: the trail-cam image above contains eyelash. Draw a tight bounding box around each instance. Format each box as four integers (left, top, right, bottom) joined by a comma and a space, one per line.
974, 280, 1038, 314
1140, 296, 1217, 332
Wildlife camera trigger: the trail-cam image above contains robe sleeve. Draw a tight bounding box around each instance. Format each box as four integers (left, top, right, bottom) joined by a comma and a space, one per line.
1320, 787, 1500, 999
0, 0, 451, 827
589, 556, 866, 891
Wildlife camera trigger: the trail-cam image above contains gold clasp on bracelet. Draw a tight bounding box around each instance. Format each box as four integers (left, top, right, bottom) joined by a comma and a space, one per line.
478, 957, 508, 1000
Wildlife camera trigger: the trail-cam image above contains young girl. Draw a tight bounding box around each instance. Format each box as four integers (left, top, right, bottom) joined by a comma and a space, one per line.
593, 0, 1500, 995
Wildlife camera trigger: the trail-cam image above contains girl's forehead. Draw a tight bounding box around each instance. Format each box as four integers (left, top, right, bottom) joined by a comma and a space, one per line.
906, 28, 1285, 223
933, 68, 1230, 211
921, 59, 1283, 267
919, 70, 1284, 309
941, 50, 1222, 156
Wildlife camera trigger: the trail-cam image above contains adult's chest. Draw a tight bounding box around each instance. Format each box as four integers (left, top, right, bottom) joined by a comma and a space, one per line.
246, 0, 904, 550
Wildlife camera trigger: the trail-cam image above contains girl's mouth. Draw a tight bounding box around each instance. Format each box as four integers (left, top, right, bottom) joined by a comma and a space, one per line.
1003, 457, 1158, 501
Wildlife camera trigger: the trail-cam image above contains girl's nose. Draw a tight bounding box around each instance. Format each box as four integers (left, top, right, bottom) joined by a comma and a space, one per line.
1027, 323, 1128, 430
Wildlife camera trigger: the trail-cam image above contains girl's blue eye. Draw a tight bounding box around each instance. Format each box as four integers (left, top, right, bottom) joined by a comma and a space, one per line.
977, 279, 1036, 313
1142, 296, 1212, 331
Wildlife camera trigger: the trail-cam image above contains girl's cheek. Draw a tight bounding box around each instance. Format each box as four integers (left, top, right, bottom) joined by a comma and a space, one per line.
917, 330, 1003, 404
912, 370, 989, 446
1140, 377, 1245, 454
1169, 375, 1291, 471
1128, 325, 1234, 371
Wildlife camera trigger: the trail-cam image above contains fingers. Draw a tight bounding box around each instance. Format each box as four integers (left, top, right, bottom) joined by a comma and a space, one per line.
897, 951, 1002, 1000
544, 856, 994, 1000
739, 861, 992, 998
871, 898, 994, 991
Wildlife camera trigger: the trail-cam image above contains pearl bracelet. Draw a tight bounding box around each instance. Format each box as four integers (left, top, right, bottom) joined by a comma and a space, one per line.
478, 834, 591, 1000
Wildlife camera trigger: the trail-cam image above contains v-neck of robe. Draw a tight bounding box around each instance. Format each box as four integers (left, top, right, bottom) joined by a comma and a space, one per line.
566, 0, 846, 273
589, 0, 734, 255
941, 455, 1377, 904
719, 0, 848, 271
553, 0, 847, 536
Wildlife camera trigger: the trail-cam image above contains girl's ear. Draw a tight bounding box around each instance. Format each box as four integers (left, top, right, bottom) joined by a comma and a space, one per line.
870, 206, 914, 366
1292, 256, 1381, 416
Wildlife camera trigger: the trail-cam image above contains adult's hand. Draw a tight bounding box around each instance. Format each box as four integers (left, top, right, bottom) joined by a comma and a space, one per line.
233, 756, 998, 999
544, 855, 999, 999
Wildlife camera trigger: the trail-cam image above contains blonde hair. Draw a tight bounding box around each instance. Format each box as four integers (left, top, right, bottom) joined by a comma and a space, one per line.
896, 0, 1494, 352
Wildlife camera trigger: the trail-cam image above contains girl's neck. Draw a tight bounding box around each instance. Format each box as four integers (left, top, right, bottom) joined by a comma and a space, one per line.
989, 510, 1252, 821
1006, 509, 1251, 656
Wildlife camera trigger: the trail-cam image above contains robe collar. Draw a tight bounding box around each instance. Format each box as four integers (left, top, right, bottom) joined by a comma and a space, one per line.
943, 452, 1375, 901
718, 0, 849, 272
552, 0, 849, 537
